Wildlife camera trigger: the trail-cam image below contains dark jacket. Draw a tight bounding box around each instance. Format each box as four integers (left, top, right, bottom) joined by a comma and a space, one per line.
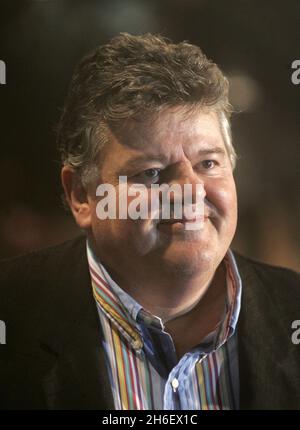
0, 235, 300, 410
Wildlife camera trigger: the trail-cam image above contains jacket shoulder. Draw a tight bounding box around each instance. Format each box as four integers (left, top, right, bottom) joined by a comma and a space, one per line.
0, 234, 86, 275
0, 235, 87, 315
233, 251, 300, 309
234, 252, 300, 283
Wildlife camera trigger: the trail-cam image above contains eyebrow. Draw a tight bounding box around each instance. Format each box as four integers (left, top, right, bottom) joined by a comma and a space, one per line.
197, 147, 227, 156
122, 155, 168, 170
122, 146, 226, 170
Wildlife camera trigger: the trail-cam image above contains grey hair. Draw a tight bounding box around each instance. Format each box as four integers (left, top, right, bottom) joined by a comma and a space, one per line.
218, 111, 237, 169
57, 33, 237, 187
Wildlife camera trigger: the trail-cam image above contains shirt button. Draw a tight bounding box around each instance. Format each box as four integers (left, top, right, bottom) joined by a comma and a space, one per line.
171, 378, 179, 392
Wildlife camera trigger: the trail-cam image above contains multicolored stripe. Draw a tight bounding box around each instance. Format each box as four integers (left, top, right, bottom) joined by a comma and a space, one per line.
87, 242, 242, 410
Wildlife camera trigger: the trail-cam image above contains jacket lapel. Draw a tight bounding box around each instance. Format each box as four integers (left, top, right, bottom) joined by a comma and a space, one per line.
235, 253, 299, 409
37, 236, 115, 410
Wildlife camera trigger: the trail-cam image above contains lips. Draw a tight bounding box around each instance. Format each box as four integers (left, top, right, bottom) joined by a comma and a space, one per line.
159, 215, 209, 225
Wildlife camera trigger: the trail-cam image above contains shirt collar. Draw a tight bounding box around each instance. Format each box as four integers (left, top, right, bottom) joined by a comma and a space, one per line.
213, 249, 242, 349
87, 242, 143, 350
86, 240, 242, 352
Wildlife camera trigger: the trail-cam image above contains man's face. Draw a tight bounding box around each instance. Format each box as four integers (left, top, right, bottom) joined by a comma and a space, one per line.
88, 107, 237, 277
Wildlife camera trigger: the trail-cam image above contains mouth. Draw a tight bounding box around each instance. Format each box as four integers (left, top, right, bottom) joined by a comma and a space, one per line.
159, 214, 209, 224
158, 215, 209, 232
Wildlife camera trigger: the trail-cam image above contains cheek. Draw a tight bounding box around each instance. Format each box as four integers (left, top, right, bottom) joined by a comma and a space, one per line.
205, 178, 237, 218
90, 191, 157, 243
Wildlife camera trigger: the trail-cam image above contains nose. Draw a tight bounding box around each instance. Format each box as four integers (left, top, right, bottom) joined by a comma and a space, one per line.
167, 161, 206, 206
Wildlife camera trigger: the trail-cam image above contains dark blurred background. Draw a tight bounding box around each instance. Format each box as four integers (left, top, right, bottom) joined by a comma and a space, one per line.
0, 0, 299, 271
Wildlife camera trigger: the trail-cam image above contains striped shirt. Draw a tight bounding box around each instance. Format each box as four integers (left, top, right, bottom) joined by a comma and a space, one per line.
87, 241, 242, 410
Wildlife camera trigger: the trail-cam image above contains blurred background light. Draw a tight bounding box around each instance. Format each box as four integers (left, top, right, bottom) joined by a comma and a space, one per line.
0, 0, 299, 271
228, 71, 263, 112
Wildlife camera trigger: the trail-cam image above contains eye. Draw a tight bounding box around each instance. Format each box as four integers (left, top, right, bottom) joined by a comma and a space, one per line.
143, 168, 161, 179
132, 167, 161, 184
201, 160, 217, 169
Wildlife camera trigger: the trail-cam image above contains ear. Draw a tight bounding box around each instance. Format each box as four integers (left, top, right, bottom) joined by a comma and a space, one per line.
61, 165, 92, 229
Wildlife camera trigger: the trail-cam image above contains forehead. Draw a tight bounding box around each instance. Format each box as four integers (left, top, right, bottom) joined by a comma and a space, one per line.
103, 108, 225, 167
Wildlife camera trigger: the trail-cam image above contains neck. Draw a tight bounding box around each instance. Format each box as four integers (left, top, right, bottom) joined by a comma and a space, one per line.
133, 271, 216, 323
98, 256, 225, 325
105, 258, 227, 359
89, 236, 228, 358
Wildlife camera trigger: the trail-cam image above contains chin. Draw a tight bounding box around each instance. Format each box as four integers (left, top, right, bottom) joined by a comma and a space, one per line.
159, 242, 218, 278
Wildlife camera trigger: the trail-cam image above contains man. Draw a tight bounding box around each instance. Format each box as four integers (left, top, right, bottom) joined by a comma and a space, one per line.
0, 33, 300, 410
